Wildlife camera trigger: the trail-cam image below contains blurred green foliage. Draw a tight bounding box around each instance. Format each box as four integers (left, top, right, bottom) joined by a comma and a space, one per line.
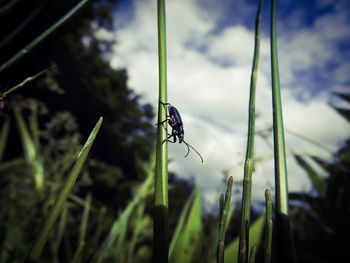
289, 93, 350, 263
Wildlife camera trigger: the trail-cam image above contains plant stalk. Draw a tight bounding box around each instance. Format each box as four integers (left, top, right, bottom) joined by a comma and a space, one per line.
238, 0, 265, 262
153, 0, 169, 262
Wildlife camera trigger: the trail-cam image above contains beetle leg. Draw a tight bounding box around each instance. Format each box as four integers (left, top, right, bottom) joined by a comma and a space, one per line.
161, 133, 176, 144
156, 117, 170, 129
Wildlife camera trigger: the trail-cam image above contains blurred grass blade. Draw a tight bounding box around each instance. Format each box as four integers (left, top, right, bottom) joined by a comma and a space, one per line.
79, 193, 92, 243
264, 190, 273, 263
93, 153, 155, 263
0, 0, 89, 73
249, 244, 257, 263
127, 202, 148, 263
169, 186, 202, 263
14, 108, 36, 161
217, 176, 234, 263
0, 117, 9, 162
52, 204, 68, 260
225, 215, 265, 263
0, 0, 20, 15
169, 192, 194, 259
286, 129, 332, 154
14, 107, 44, 190
270, 0, 293, 261
71, 241, 85, 263
238, 0, 264, 262
25, 117, 103, 263
154, 0, 169, 262
294, 155, 325, 196
0, 7, 41, 48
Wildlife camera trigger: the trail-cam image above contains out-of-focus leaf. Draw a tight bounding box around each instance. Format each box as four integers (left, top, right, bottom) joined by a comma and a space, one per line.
25, 117, 103, 263
169, 186, 202, 263
224, 214, 265, 263
14, 108, 44, 190
93, 152, 155, 263
294, 154, 325, 196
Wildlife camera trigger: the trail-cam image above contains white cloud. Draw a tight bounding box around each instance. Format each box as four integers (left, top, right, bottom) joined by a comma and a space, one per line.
110, 0, 350, 209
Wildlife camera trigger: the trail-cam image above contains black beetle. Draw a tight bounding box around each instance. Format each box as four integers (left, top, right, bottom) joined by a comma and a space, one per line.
158, 101, 203, 163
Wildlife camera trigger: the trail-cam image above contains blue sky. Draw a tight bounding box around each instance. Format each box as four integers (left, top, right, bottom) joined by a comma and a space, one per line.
98, 0, 350, 210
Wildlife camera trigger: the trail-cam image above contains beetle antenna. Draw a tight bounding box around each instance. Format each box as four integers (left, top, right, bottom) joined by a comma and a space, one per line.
182, 140, 203, 163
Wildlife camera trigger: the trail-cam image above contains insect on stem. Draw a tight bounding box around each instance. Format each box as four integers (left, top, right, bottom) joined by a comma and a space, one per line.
158, 101, 204, 163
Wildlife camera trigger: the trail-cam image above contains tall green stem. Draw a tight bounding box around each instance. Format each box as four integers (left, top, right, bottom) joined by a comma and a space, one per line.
270, 0, 294, 262
238, 0, 264, 262
154, 0, 169, 262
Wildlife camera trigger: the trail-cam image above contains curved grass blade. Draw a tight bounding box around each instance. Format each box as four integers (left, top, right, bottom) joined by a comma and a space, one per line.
24, 117, 103, 263
0, 0, 89, 73
238, 0, 265, 262
217, 176, 234, 263
154, 0, 169, 262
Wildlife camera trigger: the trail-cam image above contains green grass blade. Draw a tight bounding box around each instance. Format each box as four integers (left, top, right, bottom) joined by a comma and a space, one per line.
238, 0, 265, 262
217, 176, 234, 263
127, 202, 147, 263
14, 108, 36, 161
52, 204, 68, 259
249, 244, 257, 263
0, 117, 9, 162
0, 0, 89, 73
24, 117, 103, 263
71, 241, 85, 263
14, 108, 44, 190
79, 193, 92, 243
93, 153, 155, 263
263, 190, 273, 263
169, 186, 202, 263
154, 0, 169, 262
169, 193, 193, 259
270, 0, 294, 261
225, 215, 265, 263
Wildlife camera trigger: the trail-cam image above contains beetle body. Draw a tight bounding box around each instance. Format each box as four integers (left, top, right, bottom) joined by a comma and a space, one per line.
158, 101, 203, 163
168, 105, 184, 143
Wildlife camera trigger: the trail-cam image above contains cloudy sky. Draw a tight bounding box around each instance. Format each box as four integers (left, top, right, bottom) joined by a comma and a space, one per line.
98, 0, 350, 210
